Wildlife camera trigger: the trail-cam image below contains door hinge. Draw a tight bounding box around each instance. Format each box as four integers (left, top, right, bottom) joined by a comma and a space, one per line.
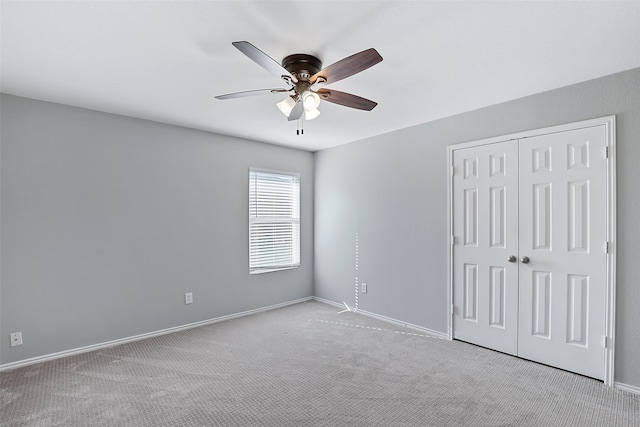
605, 146, 609, 159
451, 304, 456, 316
451, 235, 455, 245
604, 336, 608, 348
450, 165, 455, 176
606, 241, 610, 254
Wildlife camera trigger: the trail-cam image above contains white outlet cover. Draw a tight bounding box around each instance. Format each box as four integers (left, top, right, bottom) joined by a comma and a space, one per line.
185, 292, 193, 304
10, 332, 23, 347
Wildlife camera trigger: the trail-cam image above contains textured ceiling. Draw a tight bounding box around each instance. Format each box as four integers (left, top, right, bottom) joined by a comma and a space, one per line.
2, 1, 640, 151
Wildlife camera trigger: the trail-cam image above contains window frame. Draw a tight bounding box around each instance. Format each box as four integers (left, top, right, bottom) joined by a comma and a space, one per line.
248, 167, 301, 274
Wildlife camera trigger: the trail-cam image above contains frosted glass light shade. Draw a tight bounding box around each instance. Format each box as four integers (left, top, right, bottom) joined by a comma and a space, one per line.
276, 96, 296, 117
302, 91, 320, 111
304, 108, 321, 121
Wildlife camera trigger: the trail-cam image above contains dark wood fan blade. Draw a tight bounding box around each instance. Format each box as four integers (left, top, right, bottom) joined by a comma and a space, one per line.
232, 41, 297, 83
316, 89, 378, 111
215, 88, 290, 100
310, 48, 382, 85
288, 100, 303, 121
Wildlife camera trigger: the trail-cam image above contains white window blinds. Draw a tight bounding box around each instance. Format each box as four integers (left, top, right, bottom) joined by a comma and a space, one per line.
249, 169, 300, 274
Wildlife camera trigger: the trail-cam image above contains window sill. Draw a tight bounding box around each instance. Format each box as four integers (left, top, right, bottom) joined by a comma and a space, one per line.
250, 266, 299, 275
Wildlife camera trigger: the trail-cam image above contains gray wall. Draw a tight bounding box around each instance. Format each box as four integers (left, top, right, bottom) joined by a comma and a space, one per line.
2, 68, 639, 389
0, 94, 314, 364
314, 67, 640, 388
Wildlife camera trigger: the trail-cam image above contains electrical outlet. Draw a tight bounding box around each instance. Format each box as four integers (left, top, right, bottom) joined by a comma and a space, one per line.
185, 292, 193, 304
361, 283, 367, 294
10, 332, 23, 347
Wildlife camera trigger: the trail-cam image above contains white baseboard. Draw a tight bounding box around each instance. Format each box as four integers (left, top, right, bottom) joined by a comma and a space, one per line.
313, 296, 345, 308
0, 296, 313, 373
614, 382, 640, 396
313, 296, 449, 340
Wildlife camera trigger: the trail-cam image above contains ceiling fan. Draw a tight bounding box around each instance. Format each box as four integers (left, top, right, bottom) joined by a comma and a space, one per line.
215, 41, 383, 128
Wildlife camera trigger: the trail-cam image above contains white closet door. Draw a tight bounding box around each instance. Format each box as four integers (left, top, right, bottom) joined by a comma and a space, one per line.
452, 141, 519, 355
517, 126, 607, 380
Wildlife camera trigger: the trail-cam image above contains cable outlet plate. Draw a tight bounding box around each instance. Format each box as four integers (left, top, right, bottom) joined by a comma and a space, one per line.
361, 283, 367, 294
10, 332, 23, 347
185, 292, 193, 304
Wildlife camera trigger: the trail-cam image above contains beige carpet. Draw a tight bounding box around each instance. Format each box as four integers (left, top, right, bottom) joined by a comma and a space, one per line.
1, 300, 638, 426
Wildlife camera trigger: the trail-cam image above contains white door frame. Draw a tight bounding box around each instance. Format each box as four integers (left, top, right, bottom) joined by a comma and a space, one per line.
447, 116, 617, 386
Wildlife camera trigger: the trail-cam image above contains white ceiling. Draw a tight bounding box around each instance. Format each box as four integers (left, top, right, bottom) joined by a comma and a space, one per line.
2, 1, 640, 152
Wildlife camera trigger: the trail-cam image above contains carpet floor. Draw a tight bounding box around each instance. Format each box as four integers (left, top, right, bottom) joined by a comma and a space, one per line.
1, 300, 638, 426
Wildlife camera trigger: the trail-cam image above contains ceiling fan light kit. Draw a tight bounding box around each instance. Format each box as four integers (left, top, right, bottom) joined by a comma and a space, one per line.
216, 41, 383, 133
302, 91, 320, 111
304, 105, 321, 121
276, 96, 296, 117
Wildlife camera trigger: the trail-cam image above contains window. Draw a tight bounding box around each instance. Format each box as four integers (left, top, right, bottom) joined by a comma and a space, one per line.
249, 169, 300, 274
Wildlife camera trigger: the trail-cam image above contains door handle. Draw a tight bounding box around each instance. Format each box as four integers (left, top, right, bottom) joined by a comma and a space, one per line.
507, 255, 517, 263
520, 256, 530, 264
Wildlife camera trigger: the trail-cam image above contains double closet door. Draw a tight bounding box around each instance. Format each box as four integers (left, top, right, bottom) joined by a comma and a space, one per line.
452, 124, 609, 380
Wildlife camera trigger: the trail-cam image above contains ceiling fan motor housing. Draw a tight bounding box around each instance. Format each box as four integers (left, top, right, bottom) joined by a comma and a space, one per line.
282, 54, 322, 81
